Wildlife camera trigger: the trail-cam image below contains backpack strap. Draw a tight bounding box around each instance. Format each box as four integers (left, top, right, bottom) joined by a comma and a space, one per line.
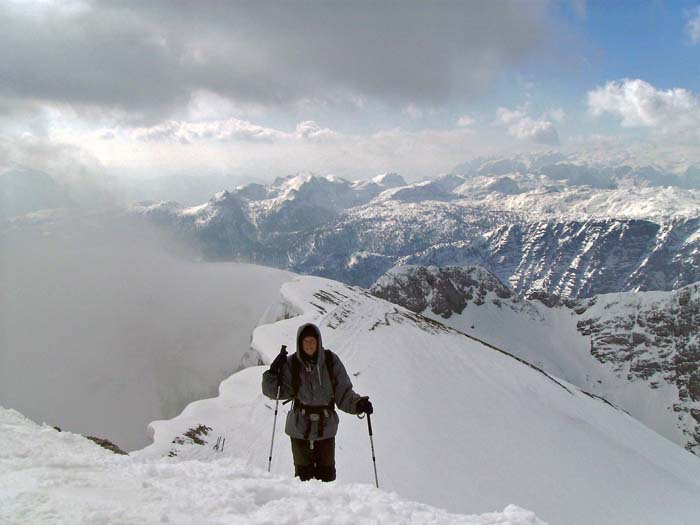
290, 353, 301, 399
324, 349, 337, 402
289, 349, 337, 401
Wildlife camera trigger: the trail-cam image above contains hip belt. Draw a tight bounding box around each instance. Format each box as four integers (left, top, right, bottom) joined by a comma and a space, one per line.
291, 399, 335, 441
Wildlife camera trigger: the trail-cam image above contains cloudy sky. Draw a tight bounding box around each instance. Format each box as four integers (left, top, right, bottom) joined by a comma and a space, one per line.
1, 0, 699, 191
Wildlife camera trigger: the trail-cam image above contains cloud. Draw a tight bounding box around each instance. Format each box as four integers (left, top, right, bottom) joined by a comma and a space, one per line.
0, 211, 294, 450
587, 79, 700, 137
457, 115, 476, 127
546, 108, 566, 123
67, 121, 504, 184
496, 107, 560, 145
131, 118, 288, 144
0, 0, 553, 122
294, 121, 338, 141
0, 134, 122, 210
129, 118, 337, 144
403, 104, 424, 120
497, 107, 526, 125
686, 6, 700, 44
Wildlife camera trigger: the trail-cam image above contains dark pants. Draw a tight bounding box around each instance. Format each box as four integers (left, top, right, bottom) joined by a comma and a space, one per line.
290, 437, 336, 482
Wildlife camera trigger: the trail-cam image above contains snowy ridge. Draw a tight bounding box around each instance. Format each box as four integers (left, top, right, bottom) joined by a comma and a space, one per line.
370, 265, 700, 455
138, 274, 700, 525
0, 407, 545, 525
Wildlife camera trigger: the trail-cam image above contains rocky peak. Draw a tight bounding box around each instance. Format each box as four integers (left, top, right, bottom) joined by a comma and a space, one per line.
371, 265, 516, 318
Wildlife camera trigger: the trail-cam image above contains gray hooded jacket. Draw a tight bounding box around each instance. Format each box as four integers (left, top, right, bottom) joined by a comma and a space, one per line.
261, 322, 363, 441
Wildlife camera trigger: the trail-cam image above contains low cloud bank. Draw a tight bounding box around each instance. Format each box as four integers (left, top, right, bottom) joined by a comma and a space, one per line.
0, 212, 293, 450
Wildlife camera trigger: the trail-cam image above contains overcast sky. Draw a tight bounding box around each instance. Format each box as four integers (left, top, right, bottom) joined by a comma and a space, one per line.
1, 0, 699, 190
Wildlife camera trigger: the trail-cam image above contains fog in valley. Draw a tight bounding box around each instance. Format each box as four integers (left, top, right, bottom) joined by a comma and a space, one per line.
0, 212, 293, 450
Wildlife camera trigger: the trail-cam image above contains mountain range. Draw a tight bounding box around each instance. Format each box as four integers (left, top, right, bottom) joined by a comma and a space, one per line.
131, 153, 700, 297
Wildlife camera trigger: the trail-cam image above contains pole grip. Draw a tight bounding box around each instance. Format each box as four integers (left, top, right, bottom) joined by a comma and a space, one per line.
275, 345, 287, 387
367, 413, 373, 436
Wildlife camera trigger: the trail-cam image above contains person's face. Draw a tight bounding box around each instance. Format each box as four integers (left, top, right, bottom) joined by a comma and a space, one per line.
302, 335, 318, 356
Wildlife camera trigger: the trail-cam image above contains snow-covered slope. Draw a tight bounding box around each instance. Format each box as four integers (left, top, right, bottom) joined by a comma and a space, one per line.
136, 275, 700, 525
0, 407, 543, 525
0, 211, 295, 451
371, 265, 700, 456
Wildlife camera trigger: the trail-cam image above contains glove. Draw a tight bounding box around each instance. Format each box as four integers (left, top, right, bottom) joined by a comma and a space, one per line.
270, 346, 288, 374
357, 396, 373, 415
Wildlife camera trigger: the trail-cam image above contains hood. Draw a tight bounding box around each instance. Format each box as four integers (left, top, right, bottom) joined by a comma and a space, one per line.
295, 322, 325, 366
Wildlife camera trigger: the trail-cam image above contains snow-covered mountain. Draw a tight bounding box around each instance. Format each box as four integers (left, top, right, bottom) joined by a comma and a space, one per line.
451, 174, 700, 221
468, 217, 700, 297
133, 165, 700, 297
453, 151, 700, 192
370, 265, 700, 456
5, 153, 698, 298
1, 407, 544, 524
247, 171, 408, 230
135, 274, 700, 525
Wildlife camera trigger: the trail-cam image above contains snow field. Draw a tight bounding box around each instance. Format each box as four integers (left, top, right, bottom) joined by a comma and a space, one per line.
0, 407, 545, 525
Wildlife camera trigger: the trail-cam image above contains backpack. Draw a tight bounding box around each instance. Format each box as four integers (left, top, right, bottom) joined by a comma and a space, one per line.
289, 349, 337, 403
287, 349, 338, 440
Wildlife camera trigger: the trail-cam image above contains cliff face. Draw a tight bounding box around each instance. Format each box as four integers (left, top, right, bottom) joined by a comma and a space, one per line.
574, 283, 700, 454
371, 265, 518, 317
371, 265, 700, 455
480, 218, 700, 298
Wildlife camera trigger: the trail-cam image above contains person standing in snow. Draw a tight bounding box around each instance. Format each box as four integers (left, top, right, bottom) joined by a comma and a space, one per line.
262, 322, 373, 482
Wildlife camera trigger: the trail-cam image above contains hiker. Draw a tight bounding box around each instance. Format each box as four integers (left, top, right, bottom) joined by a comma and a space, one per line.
262, 322, 373, 482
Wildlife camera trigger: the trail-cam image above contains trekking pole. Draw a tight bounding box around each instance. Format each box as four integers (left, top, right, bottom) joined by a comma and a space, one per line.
267, 345, 287, 472
365, 413, 379, 488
